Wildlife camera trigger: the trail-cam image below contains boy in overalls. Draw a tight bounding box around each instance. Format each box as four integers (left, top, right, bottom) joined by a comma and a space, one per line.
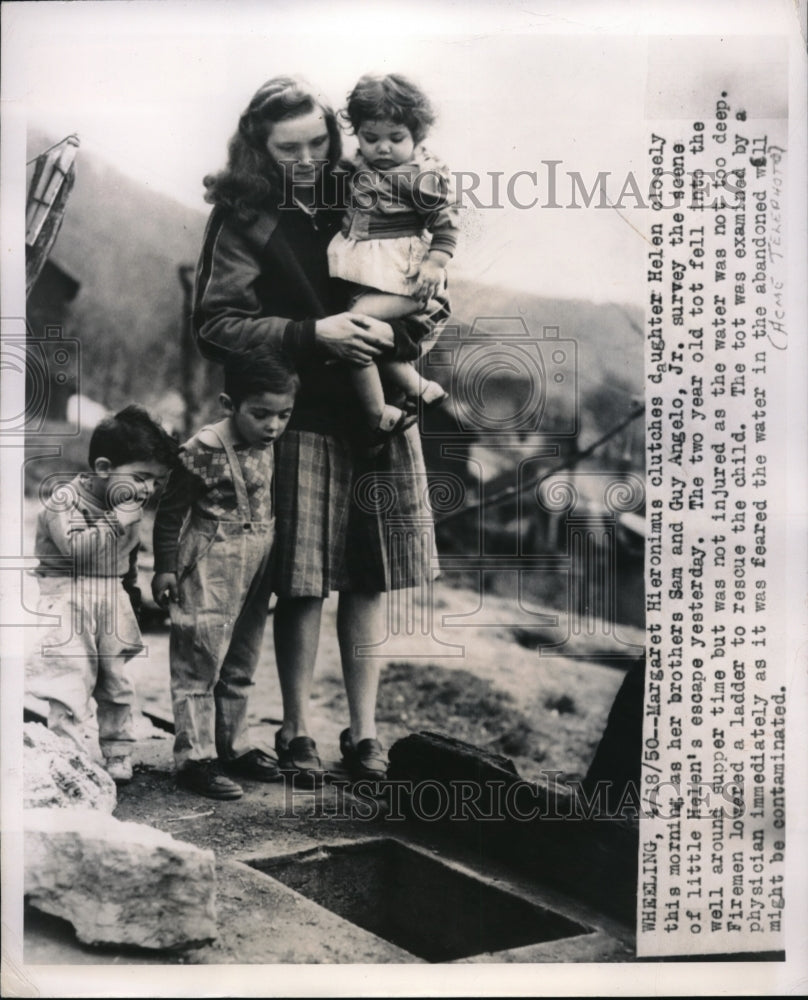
28, 405, 176, 783
152, 347, 299, 799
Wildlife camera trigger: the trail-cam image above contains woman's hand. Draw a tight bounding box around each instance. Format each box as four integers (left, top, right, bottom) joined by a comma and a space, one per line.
152, 572, 178, 608
315, 313, 394, 365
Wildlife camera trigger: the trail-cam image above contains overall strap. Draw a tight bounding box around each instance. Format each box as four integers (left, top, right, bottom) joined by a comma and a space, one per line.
202, 425, 251, 521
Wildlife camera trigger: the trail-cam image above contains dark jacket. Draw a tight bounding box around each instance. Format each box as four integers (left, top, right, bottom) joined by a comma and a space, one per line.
192, 198, 442, 437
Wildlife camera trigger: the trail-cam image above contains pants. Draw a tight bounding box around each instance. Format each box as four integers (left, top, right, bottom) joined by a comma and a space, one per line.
169, 516, 274, 768
28, 576, 143, 760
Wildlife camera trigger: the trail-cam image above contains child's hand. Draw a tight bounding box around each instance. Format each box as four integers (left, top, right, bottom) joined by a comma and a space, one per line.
414, 257, 446, 305
151, 572, 178, 608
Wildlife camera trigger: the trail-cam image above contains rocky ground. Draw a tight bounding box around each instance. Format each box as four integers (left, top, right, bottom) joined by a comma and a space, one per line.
20, 493, 642, 787
20, 525, 643, 969
126, 577, 638, 786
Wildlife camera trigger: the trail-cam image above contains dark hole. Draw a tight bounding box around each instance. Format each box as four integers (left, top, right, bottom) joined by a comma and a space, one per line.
246, 839, 591, 962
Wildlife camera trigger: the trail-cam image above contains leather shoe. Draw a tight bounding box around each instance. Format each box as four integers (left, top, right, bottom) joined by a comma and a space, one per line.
177, 759, 243, 800
222, 748, 282, 783
275, 731, 325, 787
340, 728, 388, 779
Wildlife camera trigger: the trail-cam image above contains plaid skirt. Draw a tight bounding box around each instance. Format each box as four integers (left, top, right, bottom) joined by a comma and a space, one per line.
272, 426, 439, 596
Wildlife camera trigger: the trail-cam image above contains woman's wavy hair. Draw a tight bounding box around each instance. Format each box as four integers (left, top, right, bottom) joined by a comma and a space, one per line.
204, 76, 342, 219
341, 73, 436, 146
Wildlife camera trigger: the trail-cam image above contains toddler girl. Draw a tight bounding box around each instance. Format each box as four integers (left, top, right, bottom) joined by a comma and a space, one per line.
327, 73, 458, 447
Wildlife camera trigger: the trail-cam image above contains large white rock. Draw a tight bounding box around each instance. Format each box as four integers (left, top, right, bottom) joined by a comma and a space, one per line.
25, 808, 217, 950
23, 722, 117, 813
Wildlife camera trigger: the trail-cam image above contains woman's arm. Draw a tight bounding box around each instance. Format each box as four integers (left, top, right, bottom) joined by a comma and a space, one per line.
193, 209, 309, 364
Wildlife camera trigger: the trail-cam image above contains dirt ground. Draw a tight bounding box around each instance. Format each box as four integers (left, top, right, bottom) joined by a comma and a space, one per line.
129, 577, 638, 783
22, 545, 642, 797
21, 491, 641, 786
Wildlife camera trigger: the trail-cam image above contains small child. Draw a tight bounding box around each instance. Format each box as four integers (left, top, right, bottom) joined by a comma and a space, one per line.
151, 346, 299, 800
28, 405, 177, 784
327, 73, 458, 447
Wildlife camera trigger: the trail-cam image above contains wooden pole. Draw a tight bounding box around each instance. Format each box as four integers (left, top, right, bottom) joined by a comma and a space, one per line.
178, 264, 197, 438
25, 135, 80, 298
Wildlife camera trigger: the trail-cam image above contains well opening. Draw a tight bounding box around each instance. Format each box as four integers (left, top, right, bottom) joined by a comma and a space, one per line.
246, 839, 592, 962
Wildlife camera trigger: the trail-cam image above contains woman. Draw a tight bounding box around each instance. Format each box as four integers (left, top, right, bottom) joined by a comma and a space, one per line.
193, 76, 439, 784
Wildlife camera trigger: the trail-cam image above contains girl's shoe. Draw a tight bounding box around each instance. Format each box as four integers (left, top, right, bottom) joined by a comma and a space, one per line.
275, 731, 325, 788
361, 408, 418, 458
419, 381, 448, 408
339, 728, 388, 780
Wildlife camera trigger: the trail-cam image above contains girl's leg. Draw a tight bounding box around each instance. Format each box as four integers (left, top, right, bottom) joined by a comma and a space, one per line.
350, 364, 406, 431
336, 591, 386, 742
353, 291, 420, 320
379, 359, 448, 408
351, 291, 444, 426
273, 595, 324, 743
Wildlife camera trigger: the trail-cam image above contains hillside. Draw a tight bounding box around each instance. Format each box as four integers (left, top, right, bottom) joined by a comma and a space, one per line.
448, 277, 643, 412
26, 129, 208, 406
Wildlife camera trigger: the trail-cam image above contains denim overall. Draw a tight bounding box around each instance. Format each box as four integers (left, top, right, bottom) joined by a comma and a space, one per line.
169, 426, 274, 768
30, 574, 142, 761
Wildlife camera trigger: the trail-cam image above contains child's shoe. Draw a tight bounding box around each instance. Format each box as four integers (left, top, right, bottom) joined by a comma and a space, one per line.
418, 380, 448, 408
361, 405, 417, 458
104, 756, 133, 785
221, 748, 282, 783
177, 759, 243, 800
376, 404, 409, 433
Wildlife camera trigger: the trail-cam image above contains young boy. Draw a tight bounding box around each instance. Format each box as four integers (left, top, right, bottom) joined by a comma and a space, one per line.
29, 405, 177, 784
152, 346, 299, 800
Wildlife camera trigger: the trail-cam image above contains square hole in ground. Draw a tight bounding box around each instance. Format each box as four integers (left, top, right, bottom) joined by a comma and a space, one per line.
246, 839, 592, 962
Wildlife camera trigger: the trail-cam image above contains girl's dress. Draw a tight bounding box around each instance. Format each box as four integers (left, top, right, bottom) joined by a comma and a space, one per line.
327, 147, 459, 298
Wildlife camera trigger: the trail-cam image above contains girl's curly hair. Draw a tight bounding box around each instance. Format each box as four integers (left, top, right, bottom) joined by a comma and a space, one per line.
204, 76, 342, 220
341, 73, 436, 146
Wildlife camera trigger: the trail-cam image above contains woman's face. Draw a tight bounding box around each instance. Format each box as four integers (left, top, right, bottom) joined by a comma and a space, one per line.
265, 109, 331, 189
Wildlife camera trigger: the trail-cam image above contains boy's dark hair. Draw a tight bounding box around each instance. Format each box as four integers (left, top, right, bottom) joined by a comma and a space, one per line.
224, 345, 301, 408
88, 405, 178, 469
342, 73, 436, 146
